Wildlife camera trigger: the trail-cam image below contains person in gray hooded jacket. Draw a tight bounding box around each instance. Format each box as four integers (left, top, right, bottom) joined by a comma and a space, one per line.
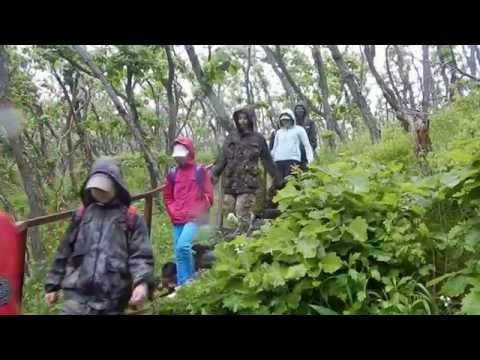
44, 157, 154, 315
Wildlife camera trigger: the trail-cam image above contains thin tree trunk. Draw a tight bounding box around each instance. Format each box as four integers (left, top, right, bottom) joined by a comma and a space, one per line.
474, 46, 480, 69
311, 45, 345, 146
64, 113, 77, 191
463, 46, 477, 78
161, 45, 178, 154
436, 45, 453, 101
448, 46, 464, 97
52, 68, 94, 168
261, 45, 295, 106
328, 45, 381, 143
0, 45, 45, 262
393, 45, 416, 110
264, 45, 326, 125
184, 45, 234, 134
257, 67, 277, 130
385, 46, 405, 108
422, 45, 434, 114
364, 45, 410, 132
71, 45, 160, 188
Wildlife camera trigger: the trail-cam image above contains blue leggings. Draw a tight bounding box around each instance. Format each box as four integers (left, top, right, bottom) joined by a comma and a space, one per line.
173, 222, 199, 286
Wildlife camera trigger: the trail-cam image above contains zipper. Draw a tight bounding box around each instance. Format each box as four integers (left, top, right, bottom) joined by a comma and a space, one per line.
90, 206, 106, 291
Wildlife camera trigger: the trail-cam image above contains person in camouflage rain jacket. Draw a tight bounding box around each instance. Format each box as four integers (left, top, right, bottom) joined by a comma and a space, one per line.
44, 158, 154, 315
212, 106, 282, 232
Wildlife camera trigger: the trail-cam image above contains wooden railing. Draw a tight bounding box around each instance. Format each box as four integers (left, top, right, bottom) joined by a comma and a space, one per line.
14, 185, 164, 302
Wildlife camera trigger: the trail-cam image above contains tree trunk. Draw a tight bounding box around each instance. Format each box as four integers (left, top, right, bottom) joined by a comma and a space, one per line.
184, 45, 234, 134
385, 46, 405, 107
364, 45, 410, 132
463, 46, 477, 78
261, 45, 295, 106
161, 45, 178, 154
311, 45, 345, 146
256, 67, 277, 130
53, 68, 94, 169
0, 45, 45, 262
474, 46, 480, 70
66, 123, 77, 192
328, 45, 381, 143
436, 45, 453, 102
422, 45, 434, 114
71, 45, 160, 188
264, 45, 326, 125
393, 46, 416, 110
365, 45, 432, 157
448, 46, 464, 97
244, 46, 255, 105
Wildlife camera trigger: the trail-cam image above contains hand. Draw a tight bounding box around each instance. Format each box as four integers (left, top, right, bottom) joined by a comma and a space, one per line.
129, 283, 148, 306
45, 292, 59, 306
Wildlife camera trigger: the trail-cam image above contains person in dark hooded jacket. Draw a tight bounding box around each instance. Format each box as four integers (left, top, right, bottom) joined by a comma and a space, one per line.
294, 104, 318, 170
212, 106, 282, 232
44, 157, 154, 315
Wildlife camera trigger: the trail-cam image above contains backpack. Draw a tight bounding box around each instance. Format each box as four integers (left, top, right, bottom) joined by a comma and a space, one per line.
74, 204, 138, 235
167, 165, 206, 196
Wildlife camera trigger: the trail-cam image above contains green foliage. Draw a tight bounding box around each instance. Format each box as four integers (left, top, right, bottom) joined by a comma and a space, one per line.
153, 91, 480, 315
203, 49, 240, 86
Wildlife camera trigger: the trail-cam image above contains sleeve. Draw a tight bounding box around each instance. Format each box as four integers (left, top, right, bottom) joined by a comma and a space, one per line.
308, 121, 318, 152
260, 136, 281, 185
44, 216, 77, 293
162, 174, 175, 222
270, 131, 278, 161
203, 167, 214, 207
128, 215, 155, 288
211, 144, 227, 179
269, 130, 276, 151
298, 127, 314, 164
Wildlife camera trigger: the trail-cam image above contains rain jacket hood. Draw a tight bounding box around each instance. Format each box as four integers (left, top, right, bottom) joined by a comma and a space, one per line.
81, 158, 131, 207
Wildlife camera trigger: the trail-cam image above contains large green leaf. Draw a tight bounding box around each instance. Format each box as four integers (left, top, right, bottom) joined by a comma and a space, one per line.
310, 305, 339, 315
347, 217, 369, 242
322, 253, 343, 274
297, 236, 320, 259
262, 262, 287, 288
441, 275, 471, 297
285, 264, 308, 280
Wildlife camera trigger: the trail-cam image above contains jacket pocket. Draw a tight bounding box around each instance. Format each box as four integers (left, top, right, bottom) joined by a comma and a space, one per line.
105, 257, 131, 299
62, 248, 87, 290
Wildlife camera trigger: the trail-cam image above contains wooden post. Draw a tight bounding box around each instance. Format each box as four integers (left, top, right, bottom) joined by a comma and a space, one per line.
144, 195, 153, 237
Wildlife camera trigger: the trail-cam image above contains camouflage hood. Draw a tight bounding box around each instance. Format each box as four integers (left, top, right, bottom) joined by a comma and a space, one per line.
233, 106, 258, 135
80, 158, 131, 207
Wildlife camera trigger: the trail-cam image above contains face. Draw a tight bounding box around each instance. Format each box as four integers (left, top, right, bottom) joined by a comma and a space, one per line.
90, 187, 116, 204
237, 113, 250, 130
295, 106, 306, 119
280, 116, 293, 129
